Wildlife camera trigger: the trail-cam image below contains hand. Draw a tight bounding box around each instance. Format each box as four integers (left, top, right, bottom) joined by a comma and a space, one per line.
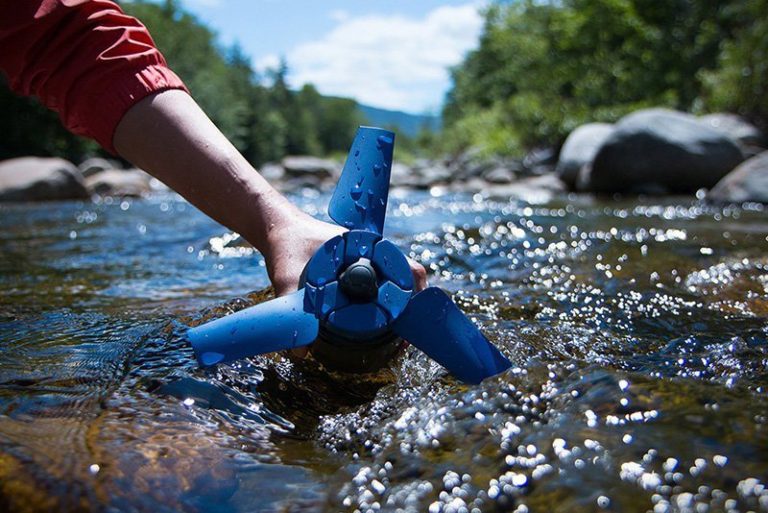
263, 209, 428, 297
262, 210, 345, 296
263, 209, 427, 358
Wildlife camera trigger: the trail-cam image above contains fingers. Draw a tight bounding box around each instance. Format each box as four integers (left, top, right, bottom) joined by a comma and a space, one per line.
407, 257, 428, 292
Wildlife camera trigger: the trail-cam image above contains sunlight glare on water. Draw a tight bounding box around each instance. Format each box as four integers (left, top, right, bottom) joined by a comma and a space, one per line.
0, 192, 766, 512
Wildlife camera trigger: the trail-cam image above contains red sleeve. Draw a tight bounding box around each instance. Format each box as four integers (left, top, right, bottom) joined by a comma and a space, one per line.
0, 0, 189, 154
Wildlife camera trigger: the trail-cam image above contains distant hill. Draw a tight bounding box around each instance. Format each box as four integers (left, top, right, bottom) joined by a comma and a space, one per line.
357, 104, 441, 138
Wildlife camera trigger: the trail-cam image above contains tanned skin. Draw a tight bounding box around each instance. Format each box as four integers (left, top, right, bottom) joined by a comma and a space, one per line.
114, 90, 427, 354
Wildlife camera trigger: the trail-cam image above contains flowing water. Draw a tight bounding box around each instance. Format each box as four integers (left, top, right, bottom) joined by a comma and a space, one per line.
1, 191, 767, 513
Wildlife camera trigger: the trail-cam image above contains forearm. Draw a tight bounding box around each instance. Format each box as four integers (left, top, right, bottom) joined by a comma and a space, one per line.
1, 0, 423, 297
113, 89, 298, 253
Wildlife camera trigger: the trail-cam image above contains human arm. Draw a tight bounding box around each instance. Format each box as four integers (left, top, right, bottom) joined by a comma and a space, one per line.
112, 88, 350, 295
0, 0, 427, 295
113, 89, 427, 295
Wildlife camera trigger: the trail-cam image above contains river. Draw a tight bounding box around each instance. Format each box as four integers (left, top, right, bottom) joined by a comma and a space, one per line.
1, 191, 766, 512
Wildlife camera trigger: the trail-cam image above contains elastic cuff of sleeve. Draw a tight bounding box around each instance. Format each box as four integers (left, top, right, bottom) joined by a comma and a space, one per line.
67, 64, 189, 154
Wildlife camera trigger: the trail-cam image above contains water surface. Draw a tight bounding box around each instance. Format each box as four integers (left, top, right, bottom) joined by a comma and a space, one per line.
1, 191, 767, 512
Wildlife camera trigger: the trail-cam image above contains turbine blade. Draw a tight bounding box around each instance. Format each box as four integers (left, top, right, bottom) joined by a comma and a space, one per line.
328, 126, 394, 234
187, 290, 318, 366
392, 287, 511, 384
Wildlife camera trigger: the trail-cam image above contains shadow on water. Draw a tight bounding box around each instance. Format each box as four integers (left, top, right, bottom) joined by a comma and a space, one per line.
0, 193, 767, 512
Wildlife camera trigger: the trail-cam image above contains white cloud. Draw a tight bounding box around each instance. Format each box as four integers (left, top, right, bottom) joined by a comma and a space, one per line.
276, 3, 484, 113
329, 9, 350, 23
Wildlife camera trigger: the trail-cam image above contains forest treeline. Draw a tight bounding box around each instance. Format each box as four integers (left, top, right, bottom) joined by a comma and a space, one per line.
441, 0, 767, 156
1, 0, 765, 163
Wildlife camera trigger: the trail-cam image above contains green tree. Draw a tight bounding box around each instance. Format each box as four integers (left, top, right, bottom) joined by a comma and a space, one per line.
443, 0, 761, 155
700, 0, 768, 131
122, 0, 249, 150
316, 96, 364, 154
0, 79, 98, 161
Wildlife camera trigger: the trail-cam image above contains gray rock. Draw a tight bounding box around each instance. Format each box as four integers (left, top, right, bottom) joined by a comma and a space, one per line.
482, 166, 516, 184
281, 156, 339, 179
698, 113, 765, 154
78, 157, 122, 177
259, 162, 285, 182
416, 162, 453, 186
575, 162, 592, 193
522, 147, 557, 175
707, 151, 768, 204
85, 168, 152, 197
588, 108, 744, 194
448, 148, 499, 180
485, 174, 566, 201
390, 162, 416, 188
148, 176, 171, 192
556, 123, 614, 189
391, 160, 453, 189
278, 174, 332, 194
456, 177, 488, 193
0, 157, 88, 201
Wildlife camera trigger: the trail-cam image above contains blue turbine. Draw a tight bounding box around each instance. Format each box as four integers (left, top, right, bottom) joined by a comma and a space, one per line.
187, 126, 511, 384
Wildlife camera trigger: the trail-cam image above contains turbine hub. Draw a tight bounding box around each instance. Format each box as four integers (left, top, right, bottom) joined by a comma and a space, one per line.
302, 230, 415, 336
339, 258, 378, 301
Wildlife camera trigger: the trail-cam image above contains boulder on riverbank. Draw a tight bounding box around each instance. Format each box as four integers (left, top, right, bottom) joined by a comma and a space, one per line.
0, 157, 88, 201
583, 108, 744, 194
482, 166, 517, 184
281, 156, 339, 179
275, 156, 340, 192
85, 168, 153, 197
697, 113, 765, 157
78, 157, 123, 177
447, 148, 521, 181
707, 151, 768, 204
522, 147, 557, 175
484, 173, 566, 202
555, 122, 614, 190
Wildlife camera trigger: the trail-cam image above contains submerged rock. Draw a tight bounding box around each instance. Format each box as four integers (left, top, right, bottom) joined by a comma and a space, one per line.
586, 108, 744, 194
85, 168, 153, 197
707, 151, 768, 204
0, 157, 88, 201
556, 122, 614, 190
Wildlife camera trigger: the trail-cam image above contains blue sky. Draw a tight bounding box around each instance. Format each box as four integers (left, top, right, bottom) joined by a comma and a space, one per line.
171, 0, 486, 114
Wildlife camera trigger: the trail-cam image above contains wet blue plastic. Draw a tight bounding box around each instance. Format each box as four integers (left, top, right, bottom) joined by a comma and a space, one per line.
188, 290, 318, 366
371, 239, 414, 291
304, 235, 346, 288
187, 125, 511, 384
392, 287, 512, 384
343, 230, 380, 264
328, 127, 394, 234
302, 230, 412, 335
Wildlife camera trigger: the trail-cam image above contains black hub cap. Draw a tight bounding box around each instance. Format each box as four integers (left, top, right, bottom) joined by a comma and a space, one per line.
339, 258, 378, 302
